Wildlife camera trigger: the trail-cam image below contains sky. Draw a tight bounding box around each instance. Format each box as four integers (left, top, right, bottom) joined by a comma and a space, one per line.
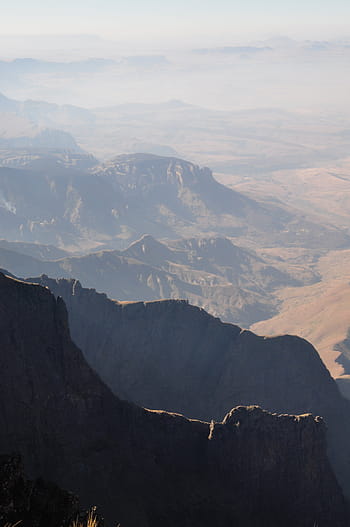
1, 0, 350, 45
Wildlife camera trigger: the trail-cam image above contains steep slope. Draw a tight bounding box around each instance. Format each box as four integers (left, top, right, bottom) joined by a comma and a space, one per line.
0, 271, 346, 526
0, 165, 123, 249
251, 280, 350, 377
0, 239, 69, 260
0, 152, 348, 250
0, 234, 302, 327
31, 274, 350, 500
92, 153, 348, 249
0, 247, 60, 278
31, 275, 341, 417
250, 248, 350, 377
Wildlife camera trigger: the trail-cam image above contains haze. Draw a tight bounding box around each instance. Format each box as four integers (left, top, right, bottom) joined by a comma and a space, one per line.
1, 0, 350, 378
0, 0, 349, 111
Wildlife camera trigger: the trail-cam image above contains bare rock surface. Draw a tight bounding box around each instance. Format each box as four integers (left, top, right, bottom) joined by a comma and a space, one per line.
0, 271, 347, 526
30, 274, 350, 504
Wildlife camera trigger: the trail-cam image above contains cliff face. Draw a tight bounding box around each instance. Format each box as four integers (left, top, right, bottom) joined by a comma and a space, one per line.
208, 406, 341, 527
0, 271, 348, 526
34, 276, 341, 418
30, 275, 350, 502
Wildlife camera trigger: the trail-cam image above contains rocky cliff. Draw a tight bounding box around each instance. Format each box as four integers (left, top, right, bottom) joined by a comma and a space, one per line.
0, 271, 347, 526
30, 274, 350, 503
32, 275, 343, 417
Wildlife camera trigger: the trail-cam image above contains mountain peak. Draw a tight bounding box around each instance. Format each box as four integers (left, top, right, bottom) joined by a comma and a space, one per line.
123, 233, 174, 264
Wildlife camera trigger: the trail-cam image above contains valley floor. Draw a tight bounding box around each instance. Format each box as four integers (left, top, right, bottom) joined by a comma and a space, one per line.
251, 248, 350, 377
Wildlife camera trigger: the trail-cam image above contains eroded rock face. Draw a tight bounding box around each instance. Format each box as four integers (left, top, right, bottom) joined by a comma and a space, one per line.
208, 407, 339, 527
29, 274, 350, 502
32, 275, 342, 419
0, 272, 348, 526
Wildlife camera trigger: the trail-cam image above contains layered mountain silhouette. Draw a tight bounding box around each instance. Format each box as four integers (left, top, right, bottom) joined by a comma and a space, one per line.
0, 234, 304, 326
27, 273, 350, 502
0, 130, 82, 152
0, 271, 346, 526
0, 92, 94, 130
0, 152, 348, 250
0, 239, 69, 260
0, 148, 97, 172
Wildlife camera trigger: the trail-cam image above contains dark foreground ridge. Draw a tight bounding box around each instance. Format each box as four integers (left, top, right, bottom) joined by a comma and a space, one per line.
29, 274, 350, 502
0, 271, 347, 526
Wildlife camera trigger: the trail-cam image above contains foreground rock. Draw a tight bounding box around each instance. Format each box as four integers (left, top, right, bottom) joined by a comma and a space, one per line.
0, 271, 347, 526
30, 274, 350, 504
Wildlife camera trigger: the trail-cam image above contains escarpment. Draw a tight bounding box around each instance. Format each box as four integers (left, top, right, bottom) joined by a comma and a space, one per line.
28, 274, 350, 502
32, 275, 343, 418
0, 271, 347, 526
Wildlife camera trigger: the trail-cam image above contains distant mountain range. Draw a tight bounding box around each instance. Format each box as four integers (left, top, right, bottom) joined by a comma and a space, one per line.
0, 152, 347, 251
0, 234, 315, 327
0, 92, 92, 155
0, 148, 97, 171
0, 92, 94, 130
3, 91, 350, 178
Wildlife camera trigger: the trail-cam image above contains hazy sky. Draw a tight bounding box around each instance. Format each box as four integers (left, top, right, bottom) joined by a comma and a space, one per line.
2, 0, 350, 45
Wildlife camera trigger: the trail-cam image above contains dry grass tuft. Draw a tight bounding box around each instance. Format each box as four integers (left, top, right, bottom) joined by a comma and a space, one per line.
71, 509, 99, 527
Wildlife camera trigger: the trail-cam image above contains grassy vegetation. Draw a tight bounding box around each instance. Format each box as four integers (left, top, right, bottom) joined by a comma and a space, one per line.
71, 509, 100, 527
3, 508, 113, 527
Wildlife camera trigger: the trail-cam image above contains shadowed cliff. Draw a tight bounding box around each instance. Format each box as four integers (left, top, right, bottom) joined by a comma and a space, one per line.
0, 271, 347, 526
29, 274, 350, 504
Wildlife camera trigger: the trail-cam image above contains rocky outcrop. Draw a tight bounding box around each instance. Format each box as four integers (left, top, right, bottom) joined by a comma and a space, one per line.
0, 271, 347, 526
207, 406, 343, 527
29, 274, 350, 504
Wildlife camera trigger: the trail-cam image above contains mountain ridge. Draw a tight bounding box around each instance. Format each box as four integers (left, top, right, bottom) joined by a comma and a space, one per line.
0, 152, 347, 251
27, 272, 350, 501
0, 234, 303, 326
0, 270, 346, 526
